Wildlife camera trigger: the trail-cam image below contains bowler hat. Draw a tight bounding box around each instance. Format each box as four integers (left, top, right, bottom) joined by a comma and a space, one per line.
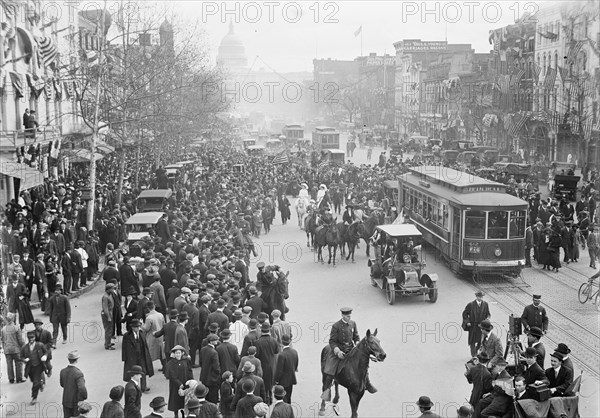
555, 343, 571, 354
178, 311, 189, 322
528, 327, 543, 338
208, 322, 219, 332
33, 318, 44, 325
130, 319, 142, 328
524, 347, 537, 358
550, 351, 565, 361
233, 309, 243, 318
416, 396, 433, 408
216, 298, 226, 308
248, 319, 258, 329
281, 334, 291, 345
128, 365, 145, 376
242, 379, 256, 393
207, 334, 219, 342
169, 309, 179, 318
243, 361, 256, 373
475, 291, 484, 297
194, 383, 209, 398
109, 385, 124, 401
261, 322, 271, 334
478, 320, 493, 331
187, 398, 201, 409
273, 385, 286, 398
220, 329, 232, 339
149, 396, 167, 409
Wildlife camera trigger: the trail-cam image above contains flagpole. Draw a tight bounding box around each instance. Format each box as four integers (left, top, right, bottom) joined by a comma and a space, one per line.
360, 28, 363, 56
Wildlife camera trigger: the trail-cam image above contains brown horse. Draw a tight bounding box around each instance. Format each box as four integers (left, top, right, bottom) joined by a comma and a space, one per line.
304, 212, 318, 248
315, 221, 341, 265
340, 221, 365, 262
320, 329, 386, 418
362, 211, 385, 257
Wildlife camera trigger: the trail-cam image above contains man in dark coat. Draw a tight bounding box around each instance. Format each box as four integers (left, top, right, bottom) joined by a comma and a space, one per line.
154, 309, 179, 362
545, 351, 573, 397
33, 318, 53, 376
103, 259, 120, 284
270, 385, 295, 418
59, 350, 87, 418
155, 213, 171, 244
122, 319, 154, 392
216, 329, 241, 377
69, 246, 83, 292
462, 291, 491, 357
234, 380, 263, 418
205, 298, 230, 335
464, 352, 493, 408
521, 294, 548, 334
526, 326, 546, 368
61, 251, 73, 296
522, 347, 549, 385
120, 257, 140, 297
200, 334, 221, 403
274, 334, 298, 404
253, 322, 280, 404
21, 330, 48, 404
47, 284, 71, 345
124, 365, 144, 418
244, 286, 267, 319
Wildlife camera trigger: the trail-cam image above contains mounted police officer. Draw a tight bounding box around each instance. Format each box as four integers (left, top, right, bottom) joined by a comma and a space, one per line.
328, 307, 377, 393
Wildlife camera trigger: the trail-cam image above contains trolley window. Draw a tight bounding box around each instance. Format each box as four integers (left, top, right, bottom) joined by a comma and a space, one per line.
487, 210, 508, 239
465, 210, 486, 238
509, 210, 526, 238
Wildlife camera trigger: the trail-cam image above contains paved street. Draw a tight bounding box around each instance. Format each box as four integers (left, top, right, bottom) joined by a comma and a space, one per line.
3, 193, 598, 417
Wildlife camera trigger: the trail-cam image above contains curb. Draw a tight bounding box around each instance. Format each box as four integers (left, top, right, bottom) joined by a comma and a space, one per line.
31, 266, 105, 311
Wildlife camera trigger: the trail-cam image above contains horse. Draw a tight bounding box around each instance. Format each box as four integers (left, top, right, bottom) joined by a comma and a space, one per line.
331, 188, 344, 214
260, 269, 289, 321
320, 329, 386, 418
340, 221, 365, 262
304, 212, 318, 248
295, 197, 308, 229
362, 211, 385, 257
315, 220, 341, 265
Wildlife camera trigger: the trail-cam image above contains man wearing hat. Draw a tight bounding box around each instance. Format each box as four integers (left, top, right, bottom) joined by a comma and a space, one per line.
205, 298, 230, 335
216, 328, 240, 377
521, 294, 548, 336
120, 256, 140, 297
59, 351, 87, 418
137, 287, 154, 322
462, 291, 491, 357
144, 396, 167, 418
102, 283, 116, 350
526, 326, 546, 368
122, 319, 154, 392
274, 334, 298, 404
33, 318, 54, 375
233, 379, 263, 417
230, 308, 249, 352
200, 333, 221, 403
154, 309, 180, 366
554, 343, 574, 372
457, 405, 473, 418
416, 396, 442, 418
465, 352, 492, 408
174, 287, 191, 313
188, 383, 220, 417
21, 330, 48, 405
522, 347, 549, 385
47, 283, 71, 345
103, 259, 120, 284
327, 307, 377, 394
74, 401, 92, 418
245, 286, 267, 320
545, 351, 574, 397
253, 322, 280, 404
477, 319, 504, 368
124, 365, 145, 417
270, 385, 294, 418
342, 204, 354, 225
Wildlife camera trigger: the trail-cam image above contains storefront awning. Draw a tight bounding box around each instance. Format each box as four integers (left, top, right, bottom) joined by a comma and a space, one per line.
0, 158, 45, 189
64, 149, 104, 163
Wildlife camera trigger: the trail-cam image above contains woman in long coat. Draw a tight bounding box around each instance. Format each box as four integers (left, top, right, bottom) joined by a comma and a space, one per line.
141, 302, 165, 363
547, 228, 563, 272
278, 194, 291, 225
165, 345, 193, 416
538, 227, 552, 269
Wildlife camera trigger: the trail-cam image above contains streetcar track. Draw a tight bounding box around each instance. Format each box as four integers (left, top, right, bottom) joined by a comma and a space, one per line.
477, 283, 600, 380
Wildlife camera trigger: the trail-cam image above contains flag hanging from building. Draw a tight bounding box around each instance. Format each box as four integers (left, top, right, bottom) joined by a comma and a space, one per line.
272, 151, 289, 165
557, 65, 568, 84
354, 26, 362, 37
566, 41, 585, 64
544, 67, 557, 90
9, 71, 24, 98
509, 112, 528, 137
532, 62, 541, 81
510, 69, 525, 88
36, 36, 58, 70
318, 159, 330, 170
497, 75, 510, 95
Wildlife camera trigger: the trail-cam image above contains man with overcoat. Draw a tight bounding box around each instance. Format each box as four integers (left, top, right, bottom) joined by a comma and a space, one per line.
122, 319, 154, 392
274, 334, 298, 404
521, 294, 548, 334
59, 350, 87, 418
253, 322, 280, 404
200, 334, 221, 404
462, 291, 491, 357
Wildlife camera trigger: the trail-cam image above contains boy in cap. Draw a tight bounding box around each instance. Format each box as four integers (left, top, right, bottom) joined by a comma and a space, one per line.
21, 330, 48, 404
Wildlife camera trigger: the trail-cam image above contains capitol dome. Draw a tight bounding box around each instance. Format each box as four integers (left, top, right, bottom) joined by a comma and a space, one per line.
217, 21, 248, 69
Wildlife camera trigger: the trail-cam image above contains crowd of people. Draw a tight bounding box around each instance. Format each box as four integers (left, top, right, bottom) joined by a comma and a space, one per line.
1, 133, 597, 418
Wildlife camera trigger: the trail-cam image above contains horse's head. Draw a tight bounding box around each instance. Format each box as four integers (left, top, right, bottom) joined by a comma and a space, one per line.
365, 329, 386, 362
351, 222, 366, 238
276, 271, 289, 300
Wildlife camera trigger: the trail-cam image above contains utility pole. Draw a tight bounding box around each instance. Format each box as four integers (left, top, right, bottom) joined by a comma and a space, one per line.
86, 2, 107, 231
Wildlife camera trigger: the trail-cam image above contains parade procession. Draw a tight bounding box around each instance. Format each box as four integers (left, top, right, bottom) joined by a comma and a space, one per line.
1, 1, 600, 417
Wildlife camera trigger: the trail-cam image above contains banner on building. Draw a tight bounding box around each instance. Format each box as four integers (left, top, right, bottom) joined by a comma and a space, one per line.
397, 40, 447, 52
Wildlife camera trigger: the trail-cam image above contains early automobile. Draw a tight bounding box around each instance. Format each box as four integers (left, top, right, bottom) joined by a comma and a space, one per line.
368, 224, 438, 305
136, 189, 172, 212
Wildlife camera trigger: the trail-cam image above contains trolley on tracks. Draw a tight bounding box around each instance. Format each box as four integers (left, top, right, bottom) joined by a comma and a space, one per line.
397, 166, 528, 281
368, 224, 439, 305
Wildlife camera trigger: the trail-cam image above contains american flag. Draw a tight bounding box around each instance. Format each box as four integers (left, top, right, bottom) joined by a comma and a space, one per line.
594, 110, 600, 132
583, 118, 593, 140
510, 69, 525, 88
566, 41, 585, 64
544, 67, 557, 91
549, 111, 561, 131
532, 62, 541, 81
272, 151, 289, 165
557, 65, 568, 84
497, 75, 510, 94
318, 159, 330, 170
529, 111, 550, 124
509, 112, 528, 137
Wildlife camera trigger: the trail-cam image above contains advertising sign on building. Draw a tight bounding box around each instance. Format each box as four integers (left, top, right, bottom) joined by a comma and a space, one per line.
398, 40, 448, 52
365, 56, 396, 66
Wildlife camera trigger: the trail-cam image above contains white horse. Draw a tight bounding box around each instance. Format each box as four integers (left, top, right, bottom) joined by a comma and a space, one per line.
296, 196, 309, 229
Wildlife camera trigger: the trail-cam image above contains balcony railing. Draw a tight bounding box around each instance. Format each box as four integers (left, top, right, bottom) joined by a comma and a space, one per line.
0, 127, 60, 149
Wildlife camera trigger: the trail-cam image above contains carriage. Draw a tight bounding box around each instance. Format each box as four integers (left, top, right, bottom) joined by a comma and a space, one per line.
368, 224, 439, 305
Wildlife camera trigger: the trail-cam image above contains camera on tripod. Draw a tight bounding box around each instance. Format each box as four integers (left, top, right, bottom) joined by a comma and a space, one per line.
509, 314, 522, 336
505, 314, 524, 376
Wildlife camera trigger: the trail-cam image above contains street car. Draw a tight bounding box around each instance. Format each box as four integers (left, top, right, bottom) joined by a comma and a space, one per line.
368, 224, 439, 305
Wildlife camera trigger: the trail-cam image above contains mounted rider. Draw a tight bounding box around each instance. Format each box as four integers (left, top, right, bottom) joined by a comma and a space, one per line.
342, 204, 354, 225
317, 206, 334, 227
327, 307, 377, 393
298, 183, 310, 202
316, 184, 328, 207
